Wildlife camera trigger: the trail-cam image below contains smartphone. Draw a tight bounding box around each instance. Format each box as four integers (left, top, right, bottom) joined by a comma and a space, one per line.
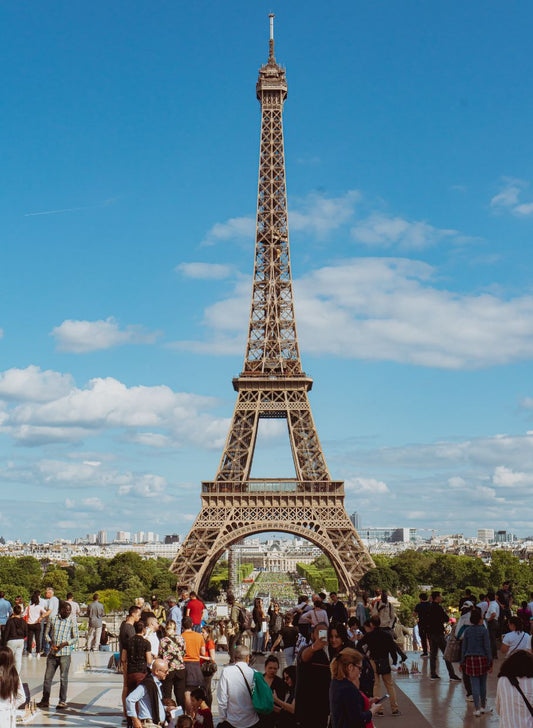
318, 629, 327, 641
376, 694, 389, 704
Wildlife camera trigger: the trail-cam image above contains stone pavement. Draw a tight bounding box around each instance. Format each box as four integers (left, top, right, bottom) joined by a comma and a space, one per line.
17, 649, 503, 727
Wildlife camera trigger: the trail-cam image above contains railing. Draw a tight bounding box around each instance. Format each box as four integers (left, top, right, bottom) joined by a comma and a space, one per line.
202, 480, 344, 494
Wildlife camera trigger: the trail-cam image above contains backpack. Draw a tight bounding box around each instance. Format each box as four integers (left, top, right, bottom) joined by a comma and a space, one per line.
236, 665, 274, 715
238, 606, 252, 631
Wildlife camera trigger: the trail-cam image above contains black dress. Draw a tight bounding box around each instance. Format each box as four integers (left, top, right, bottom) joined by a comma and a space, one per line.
295, 648, 331, 728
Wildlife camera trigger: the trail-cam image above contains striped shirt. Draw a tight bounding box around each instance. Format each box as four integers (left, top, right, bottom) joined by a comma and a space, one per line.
45, 615, 78, 656
496, 675, 533, 727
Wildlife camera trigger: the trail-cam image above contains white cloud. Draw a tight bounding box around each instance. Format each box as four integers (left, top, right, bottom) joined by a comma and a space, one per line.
490, 178, 533, 216
82, 497, 105, 511
0, 370, 228, 450
492, 465, 533, 489
176, 262, 233, 280
51, 317, 159, 353
289, 190, 360, 238
201, 216, 256, 247
177, 257, 533, 369
351, 213, 457, 250
0, 366, 74, 402
345, 476, 389, 494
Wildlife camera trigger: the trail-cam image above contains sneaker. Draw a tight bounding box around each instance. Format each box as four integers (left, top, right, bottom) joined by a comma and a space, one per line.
450, 674, 461, 681
27, 654, 33, 660
473, 709, 482, 717
56, 702, 68, 709
466, 695, 474, 702
392, 710, 402, 716
481, 707, 493, 714
421, 652, 429, 657
430, 674, 440, 680
36, 653, 41, 659
36, 701, 49, 709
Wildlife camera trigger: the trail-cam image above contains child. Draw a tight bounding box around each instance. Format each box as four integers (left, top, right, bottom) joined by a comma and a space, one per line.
177, 715, 193, 728
164, 698, 184, 728
189, 687, 214, 728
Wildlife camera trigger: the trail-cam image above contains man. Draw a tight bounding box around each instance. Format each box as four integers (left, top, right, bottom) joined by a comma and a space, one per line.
485, 589, 500, 659
167, 596, 183, 635
126, 658, 169, 728
413, 592, 430, 657
496, 581, 513, 634
151, 596, 166, 625
40, 587, 59, 656
217, 644, 259, 728
179, 590, 190, 619
0, 591, 13, 641
66, 593, 80, 622
227, 593, 243, 665
426, 591, 460, 681
459, 589, 474, 610
37, 601, 78, 709
329, 592, 348, 625
356, 616, 402, 717
119, 605, 142, 719
185, 591, 205, 632
86, 593, 105, 651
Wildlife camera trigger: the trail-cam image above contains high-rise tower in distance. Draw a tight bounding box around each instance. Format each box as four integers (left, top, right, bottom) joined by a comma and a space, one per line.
170, 16, 373, 597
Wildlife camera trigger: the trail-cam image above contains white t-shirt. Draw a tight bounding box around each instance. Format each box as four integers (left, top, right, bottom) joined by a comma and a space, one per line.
485, 600, 500, 623
502, 630, 532, 655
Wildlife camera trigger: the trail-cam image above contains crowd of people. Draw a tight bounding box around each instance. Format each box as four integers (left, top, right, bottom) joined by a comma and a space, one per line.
0, 581, 532, 726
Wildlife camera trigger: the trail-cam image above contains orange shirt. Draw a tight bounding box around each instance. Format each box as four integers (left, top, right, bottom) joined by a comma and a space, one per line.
183, 630, 205, 662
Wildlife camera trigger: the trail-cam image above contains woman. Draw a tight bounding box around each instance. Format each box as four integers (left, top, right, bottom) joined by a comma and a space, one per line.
461, 607, 493, 716
496, 649, 533, 727
517, 602, 533, 634
215, 620, 228, 652
252, 598, 267, 654
271, 613, 299, 666
0, 647, 25, 728
501, 617, 532, 657
3, 606, 27, 675
263, 654, 286, 727
190, 687, 214, 728
24, 591, 45, 657
295, 622, 331, 728
454, 601, 474, 702
329, 647, 381, 728
181, 616, 206, 715
122, 620, 152, 694
269, 603, 283, 652
370, 590, 395, 630
159, 620, 187, 711
274, 665, 297, 728
200, 625, 216, 707
328, 623, 354, 659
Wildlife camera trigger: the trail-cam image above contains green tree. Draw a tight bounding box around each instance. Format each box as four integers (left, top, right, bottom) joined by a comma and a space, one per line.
98, 589, 123, 612
41, 566, 69, 595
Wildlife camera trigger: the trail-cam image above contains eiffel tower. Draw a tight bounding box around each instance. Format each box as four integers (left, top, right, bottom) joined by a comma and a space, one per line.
170, 16, 374, 598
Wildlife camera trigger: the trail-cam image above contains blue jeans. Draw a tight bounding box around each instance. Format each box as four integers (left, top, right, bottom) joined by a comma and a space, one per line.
252, 632, 264, 652
283, 646, 295, 666
470, 673, 487, 710
42, 655, 71, 703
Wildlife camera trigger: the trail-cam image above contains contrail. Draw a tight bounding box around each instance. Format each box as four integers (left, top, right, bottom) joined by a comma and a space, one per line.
24, 197, 118, 217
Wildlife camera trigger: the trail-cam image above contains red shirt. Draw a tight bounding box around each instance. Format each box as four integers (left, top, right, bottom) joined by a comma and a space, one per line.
187, 598, 205, 625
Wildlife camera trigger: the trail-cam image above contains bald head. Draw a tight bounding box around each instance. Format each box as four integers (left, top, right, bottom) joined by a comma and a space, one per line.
152, 658, 169, 681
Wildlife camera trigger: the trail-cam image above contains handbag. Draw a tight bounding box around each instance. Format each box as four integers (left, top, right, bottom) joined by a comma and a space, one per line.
374, 657, 391, 675
443, 627, 462, 663
236, 664, 274, 715
201, 660, 218, 676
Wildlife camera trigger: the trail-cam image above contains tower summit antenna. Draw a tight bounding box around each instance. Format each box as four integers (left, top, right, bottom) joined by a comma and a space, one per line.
269, 13, 275, 61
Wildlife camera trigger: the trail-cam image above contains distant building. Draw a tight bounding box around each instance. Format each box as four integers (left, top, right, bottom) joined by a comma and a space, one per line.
362, 527, 416, 543
350, 512, 361, 530
495, 530, 516, 543
164, 534, 180, 544
96, 530, 107, 545
115, 531, 131, 542
477, 528, 494, 542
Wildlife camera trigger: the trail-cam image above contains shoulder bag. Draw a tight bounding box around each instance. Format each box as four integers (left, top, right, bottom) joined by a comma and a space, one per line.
509, 676, 533, 717
236, 664, 274, 715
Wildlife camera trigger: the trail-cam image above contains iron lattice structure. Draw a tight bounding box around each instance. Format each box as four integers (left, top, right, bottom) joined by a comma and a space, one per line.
170, 18, 374, 597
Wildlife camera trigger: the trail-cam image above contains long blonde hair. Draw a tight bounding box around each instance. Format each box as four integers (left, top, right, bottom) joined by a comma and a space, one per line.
330, 647, 363, 680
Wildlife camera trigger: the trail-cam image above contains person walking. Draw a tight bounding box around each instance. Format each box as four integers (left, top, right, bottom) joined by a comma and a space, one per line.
185, 592, 205, 633
86, 593, 105, 652
3, 605, 27, 675
426, 591, 461, 681
356, 616, 402, 717
24, 591, 45, 658
461, 607, 493, 716
159, 619, 187, 711
216, 644, 259, 728
414, 592, 430, 656
36, 601, 78, 710
227, 593, 243, 665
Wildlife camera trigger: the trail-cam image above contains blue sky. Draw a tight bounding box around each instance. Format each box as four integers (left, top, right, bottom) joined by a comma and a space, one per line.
2, 1, 533, 542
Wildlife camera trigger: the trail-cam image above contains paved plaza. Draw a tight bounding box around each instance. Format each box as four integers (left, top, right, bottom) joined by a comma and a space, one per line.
17, 648, 506, 728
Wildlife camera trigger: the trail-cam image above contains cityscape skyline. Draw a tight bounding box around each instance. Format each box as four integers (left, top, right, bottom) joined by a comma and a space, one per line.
2, 3, 533, 542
